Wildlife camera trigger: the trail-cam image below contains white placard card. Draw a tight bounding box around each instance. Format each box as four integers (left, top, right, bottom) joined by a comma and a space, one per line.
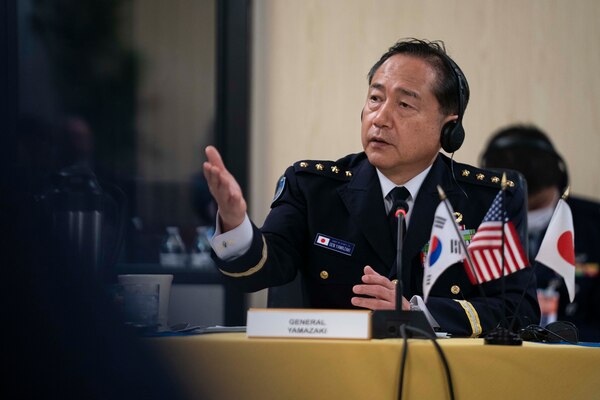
247, 308, 372, 339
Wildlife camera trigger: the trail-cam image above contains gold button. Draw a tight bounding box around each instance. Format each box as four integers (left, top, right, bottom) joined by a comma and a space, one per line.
316, 163, 324, 171
507, 180, 515, 187
345, 171, 352, 177
491, 176, 500, 183
476, 173, 485, 180
451, 285, 460, 295
391, 279, 398, 285
320, 270, 329, 279
331, 166, 340, 174
300, 162, 308, 168
461, 169, 470, 177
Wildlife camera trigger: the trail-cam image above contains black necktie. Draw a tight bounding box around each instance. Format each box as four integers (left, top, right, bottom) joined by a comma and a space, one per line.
387, 186, 410, 244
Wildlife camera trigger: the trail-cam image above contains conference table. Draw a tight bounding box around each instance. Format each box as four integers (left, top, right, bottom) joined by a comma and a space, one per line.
148, 332, 600, 400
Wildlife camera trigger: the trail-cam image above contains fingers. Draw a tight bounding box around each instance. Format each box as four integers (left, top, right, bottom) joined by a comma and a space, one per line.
205, 145, 226, 170
203, 146, 229, 189
352, 282, 394, 302
351, 295, 395, 310
203, 145, 238, 201
202, 146, 247, 231
203, 161, 230, 195
352, 265, 397, 310
361, 266, 396, 290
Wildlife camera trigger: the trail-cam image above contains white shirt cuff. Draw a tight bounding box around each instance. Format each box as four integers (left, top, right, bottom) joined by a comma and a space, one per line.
210, 212, 253, 261
409, 295, 440, 329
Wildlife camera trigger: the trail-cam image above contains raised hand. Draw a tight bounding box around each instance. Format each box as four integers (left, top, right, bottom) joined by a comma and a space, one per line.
203, 145, 247, 232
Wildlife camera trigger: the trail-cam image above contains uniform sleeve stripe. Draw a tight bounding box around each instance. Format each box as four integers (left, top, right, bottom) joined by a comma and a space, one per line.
219, 236, 268, 278
453, 299, 482, 337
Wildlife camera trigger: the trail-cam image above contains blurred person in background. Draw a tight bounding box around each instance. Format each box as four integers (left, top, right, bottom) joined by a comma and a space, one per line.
480, 124, 600, 341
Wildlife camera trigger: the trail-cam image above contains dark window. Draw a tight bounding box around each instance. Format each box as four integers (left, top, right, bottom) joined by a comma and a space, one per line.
5, 0, 250, 325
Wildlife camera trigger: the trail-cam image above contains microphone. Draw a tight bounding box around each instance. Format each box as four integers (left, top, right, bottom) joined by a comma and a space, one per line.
393, 200, 409, 312
372, 199, 436, 339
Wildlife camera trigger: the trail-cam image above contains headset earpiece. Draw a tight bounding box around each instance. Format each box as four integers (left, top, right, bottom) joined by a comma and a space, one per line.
441, 120, 465, 153
439, 54, 468, 153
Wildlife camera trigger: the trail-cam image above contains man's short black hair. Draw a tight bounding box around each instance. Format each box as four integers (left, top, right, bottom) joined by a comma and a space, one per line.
367, 38, 469, 116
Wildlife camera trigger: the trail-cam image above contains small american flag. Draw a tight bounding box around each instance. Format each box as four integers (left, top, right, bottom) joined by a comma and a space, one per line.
463, 191, 529, 284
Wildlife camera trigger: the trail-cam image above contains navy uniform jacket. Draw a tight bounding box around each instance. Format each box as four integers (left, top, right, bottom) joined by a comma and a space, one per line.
214, 152, 540, 337
534, 196, 600, 342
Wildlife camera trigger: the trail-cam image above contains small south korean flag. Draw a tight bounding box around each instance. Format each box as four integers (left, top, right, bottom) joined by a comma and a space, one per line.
423, 200, 466, 302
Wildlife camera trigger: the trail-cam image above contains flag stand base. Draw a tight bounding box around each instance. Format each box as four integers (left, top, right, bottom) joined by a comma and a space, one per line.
372, 310, 436, 339
484, 326, 523, 346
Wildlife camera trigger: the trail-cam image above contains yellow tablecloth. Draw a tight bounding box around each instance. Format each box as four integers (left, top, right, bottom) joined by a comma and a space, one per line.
149, 333, 600, 400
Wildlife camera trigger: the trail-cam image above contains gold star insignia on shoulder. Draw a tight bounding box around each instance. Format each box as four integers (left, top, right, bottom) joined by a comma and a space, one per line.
345, 170, 352, 177
491, 176, 500, 183
476, 173, 485, 180
299, 162, 308, 168
331, 166, 339, 174
315, 163, 324, 171
462, 169, 470, 177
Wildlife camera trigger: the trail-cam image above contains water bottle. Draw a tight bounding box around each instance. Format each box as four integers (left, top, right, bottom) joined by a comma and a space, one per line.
159, 226, 187, 267
190, 226, 213, 269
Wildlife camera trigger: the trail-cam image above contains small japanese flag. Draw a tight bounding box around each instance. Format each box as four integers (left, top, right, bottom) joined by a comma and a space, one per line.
316, 235, 330, 246
535, 198, 576, 302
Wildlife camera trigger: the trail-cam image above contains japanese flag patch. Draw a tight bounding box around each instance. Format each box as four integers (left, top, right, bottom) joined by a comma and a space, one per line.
314, 233, 355, 256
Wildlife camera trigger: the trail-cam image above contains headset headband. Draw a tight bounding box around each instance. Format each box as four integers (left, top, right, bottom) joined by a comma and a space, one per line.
487, 135, 559, 156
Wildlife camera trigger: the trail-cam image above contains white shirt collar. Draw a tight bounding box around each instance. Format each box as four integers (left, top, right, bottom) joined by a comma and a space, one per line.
376, 165, 433, 224
376, 165, 432, 202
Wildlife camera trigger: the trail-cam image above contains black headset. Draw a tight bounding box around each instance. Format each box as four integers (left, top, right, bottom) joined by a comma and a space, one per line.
480, 132, 569, 190
439, 54, 469, 153
520, 321, 579, 343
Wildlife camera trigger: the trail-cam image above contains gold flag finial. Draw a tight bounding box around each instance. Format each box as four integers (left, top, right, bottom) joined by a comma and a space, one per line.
501, 173, 508, 191
561, 186, 570, 200
437, 185, 447, 200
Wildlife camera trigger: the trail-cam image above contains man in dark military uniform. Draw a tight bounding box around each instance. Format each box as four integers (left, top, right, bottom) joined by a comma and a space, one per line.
204, 39, 539, 337
481, 124, 600, 341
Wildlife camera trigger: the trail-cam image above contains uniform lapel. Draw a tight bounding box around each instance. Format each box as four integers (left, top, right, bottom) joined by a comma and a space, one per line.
337, 153, 460, 289
401, 154, 458, 295
338, 158, 395, 272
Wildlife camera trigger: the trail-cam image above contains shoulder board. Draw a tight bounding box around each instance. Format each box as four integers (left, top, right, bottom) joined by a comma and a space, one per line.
293, 160, 353, 181
454, 164, 521, 191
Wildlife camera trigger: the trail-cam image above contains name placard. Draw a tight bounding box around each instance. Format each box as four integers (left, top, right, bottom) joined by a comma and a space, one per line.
246, 308, 372, 339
